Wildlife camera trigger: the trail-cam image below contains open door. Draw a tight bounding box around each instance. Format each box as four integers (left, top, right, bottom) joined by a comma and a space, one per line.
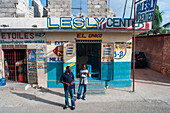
101, 43, 114, 80
63, 42, 76, 78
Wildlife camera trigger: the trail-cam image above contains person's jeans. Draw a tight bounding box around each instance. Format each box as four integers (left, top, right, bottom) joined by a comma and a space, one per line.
64, 88, 75, 107
77, 84, 87, 99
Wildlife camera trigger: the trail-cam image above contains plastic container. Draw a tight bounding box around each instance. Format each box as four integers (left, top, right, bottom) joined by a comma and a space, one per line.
0, 76, 6, 86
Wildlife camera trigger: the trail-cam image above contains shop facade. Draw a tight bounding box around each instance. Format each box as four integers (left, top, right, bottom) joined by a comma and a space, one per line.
0, 32, 47, 86
0, 17, 151, 88
46, 32, 132, 88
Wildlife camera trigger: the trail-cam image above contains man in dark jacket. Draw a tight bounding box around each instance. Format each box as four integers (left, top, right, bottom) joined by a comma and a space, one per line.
60, 66, 75, 110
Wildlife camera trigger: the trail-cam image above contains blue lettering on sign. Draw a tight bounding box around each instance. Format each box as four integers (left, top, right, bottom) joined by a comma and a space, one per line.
47, 17, 105, 29
136, 0, 157, 22
60, 17, 72, 29
55, 41, 69, 45
35, 33, 45, 37
114, 51, 127, 59
38, 67, 47, 69
37, 49, 43, 51
37, 53, 44, 55
49, 57, 63, 62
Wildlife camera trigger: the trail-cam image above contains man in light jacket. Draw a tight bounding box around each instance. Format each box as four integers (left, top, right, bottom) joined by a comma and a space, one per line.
77, 65, 90, 100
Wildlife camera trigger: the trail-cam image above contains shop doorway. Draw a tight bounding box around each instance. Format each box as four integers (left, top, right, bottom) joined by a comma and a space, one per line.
3, 49, 27, 82
76, 43, 101, 79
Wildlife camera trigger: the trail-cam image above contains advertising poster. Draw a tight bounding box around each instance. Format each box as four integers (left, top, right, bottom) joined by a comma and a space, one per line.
27, 50, 35, 61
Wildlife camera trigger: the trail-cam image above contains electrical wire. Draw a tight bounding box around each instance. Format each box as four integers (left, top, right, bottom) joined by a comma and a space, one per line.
122, 0, 128, 19
130, 0, 134, 19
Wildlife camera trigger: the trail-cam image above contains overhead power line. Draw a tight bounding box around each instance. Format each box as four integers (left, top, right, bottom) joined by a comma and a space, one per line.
130, 0, 134, 19
122, 0, 128, 19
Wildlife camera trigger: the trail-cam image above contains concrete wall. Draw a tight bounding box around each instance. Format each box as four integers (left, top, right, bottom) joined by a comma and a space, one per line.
107, 8, 116, 18
136, 35, 170, 76
48, 0, 71, 17
0, 0, 46, 18
16, 0, 33, 18
88, 0, 107, 18
0, 0, 34, 18
32, 0, 44, 17
0, 0, 18, 17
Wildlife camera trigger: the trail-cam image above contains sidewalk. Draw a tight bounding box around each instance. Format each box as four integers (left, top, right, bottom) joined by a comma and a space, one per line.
0, 68, 170, 113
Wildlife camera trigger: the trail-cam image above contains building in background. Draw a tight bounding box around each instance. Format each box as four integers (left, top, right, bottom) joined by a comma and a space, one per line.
32, 0, 48, 17
88, 0, 107, 18
47, 0, 71, 17
107, 8, 116, 18
88, 0, 116, 18
0, 0, 47, 18
76, 13, 86, 18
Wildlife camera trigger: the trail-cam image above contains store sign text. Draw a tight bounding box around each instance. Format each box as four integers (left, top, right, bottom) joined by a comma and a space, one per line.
47, 17, 105, 29
135, 0, 157, 23
0, 33, 46, 44
47, 17, 151, 30
77, 33, 102, 38
1, 33, 34, 39
49, 57, 63, 62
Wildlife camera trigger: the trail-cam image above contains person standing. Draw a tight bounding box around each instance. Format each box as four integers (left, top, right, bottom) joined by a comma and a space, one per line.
60, 66, 75, 110
77, 65, 91, 100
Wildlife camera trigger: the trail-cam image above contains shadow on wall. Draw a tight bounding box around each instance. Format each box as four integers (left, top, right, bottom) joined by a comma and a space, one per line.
11, 92, 64, 107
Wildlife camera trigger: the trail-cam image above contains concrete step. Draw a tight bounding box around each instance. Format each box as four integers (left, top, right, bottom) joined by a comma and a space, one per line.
0, 81, 31, 90
75, 89, 105, 95
74, 80, 106, 90
75, 84, 105, 90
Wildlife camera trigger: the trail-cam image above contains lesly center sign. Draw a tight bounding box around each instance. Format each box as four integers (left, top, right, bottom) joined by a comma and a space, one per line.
47, 17, 152, 30
135, 0, 157, 23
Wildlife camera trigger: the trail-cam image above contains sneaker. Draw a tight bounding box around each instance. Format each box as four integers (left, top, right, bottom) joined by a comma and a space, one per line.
82, 98, 86, 100
71, 106, 75, 110
77, 97, 80, 100
63, 106, 68, 109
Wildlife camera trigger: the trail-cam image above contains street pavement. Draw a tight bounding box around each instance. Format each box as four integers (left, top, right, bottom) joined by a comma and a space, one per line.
0, 68, 170, 113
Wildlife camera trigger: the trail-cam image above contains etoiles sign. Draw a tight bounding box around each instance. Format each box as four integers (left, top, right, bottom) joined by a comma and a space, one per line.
47, 17, 152, 30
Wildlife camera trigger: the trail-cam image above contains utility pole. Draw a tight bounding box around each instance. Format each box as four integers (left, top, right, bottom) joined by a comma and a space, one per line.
132, 0, 136, 92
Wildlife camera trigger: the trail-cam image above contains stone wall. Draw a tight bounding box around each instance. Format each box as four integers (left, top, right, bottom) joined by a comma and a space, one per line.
0, 0, 46, 18
0, 0, 17, 17
107, 8, 116, 18
136, 35, 170, 76
88, 0, 107, 18
48, 0, 71, 17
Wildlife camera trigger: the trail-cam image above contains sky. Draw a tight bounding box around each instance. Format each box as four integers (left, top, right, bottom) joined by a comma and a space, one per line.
71, 0, 170, 25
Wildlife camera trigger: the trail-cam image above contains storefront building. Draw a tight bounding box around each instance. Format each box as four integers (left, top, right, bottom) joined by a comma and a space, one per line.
0, 17, 151, 88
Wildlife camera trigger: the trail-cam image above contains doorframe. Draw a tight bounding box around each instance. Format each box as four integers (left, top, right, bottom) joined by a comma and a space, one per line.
76, 42, 102, 79
3, 48, 27, 82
